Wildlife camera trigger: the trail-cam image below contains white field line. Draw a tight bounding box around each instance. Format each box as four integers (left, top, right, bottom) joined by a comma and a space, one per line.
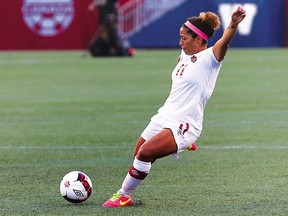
0, 146, 119, 150
1, 145, 288, 150
201, 145, 288, 149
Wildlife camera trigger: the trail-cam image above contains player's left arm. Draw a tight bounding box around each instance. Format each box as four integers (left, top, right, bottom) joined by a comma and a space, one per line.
213, 6, 246, 62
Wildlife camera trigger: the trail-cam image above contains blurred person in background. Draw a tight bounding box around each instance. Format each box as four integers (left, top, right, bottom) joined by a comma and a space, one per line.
88, 0, 133, 56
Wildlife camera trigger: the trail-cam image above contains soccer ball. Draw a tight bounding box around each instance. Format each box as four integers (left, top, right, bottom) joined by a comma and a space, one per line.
60, 171, 92, 203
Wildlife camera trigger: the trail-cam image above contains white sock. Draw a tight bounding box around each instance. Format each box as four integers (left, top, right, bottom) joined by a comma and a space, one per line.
118, 157, 151, 196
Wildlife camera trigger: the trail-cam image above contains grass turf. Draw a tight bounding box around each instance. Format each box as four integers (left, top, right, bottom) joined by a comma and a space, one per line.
0, 48, 288, 215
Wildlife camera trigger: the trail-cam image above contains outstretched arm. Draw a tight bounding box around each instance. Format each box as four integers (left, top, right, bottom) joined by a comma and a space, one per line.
213, 6, 246, 62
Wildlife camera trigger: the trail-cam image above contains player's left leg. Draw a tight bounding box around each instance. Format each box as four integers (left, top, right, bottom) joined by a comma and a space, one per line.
135, 128, 177, 162
103, 129, 176, 207
133, 136, 146, 157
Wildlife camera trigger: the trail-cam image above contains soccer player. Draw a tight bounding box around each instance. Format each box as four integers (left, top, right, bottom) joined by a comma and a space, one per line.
103, 6, 246, 207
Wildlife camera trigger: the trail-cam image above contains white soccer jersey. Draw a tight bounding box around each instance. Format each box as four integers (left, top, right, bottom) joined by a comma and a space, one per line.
157, 47, 223, 137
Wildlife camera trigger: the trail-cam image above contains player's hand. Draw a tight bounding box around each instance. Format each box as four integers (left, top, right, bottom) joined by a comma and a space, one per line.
231, 6, 246, 26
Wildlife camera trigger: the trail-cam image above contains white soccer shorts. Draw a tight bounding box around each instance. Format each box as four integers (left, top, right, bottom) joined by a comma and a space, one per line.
141, 113, 198, 159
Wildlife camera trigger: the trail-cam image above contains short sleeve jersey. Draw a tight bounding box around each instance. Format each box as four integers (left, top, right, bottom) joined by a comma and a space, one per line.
157, 47, 223, 137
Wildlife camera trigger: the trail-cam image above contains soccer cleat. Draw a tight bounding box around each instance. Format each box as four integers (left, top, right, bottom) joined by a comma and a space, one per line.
102, 193, 133, 208
186, 143, 197, 151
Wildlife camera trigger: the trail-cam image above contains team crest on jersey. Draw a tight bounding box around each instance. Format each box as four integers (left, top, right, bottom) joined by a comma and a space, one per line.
21, 0, 74, 37
191, 55, 197, 63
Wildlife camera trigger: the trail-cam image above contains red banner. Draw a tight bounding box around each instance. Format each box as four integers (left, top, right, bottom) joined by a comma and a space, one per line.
0, 0, 99, 50
2, 0, 286, 49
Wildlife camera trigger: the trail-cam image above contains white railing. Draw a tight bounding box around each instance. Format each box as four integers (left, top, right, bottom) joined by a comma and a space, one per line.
118, 0, 188, 39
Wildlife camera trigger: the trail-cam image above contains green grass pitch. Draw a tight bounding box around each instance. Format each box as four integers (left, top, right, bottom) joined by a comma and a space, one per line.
0, 48, 288, 215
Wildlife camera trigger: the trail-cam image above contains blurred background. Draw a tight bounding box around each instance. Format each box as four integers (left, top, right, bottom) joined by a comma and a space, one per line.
0, 0, 286, 52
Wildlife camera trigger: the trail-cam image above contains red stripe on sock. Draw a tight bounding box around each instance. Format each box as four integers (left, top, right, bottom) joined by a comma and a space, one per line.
129, 166, 148, 180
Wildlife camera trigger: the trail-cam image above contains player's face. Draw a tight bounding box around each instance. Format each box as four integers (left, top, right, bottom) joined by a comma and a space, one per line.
179, 27, 199, 55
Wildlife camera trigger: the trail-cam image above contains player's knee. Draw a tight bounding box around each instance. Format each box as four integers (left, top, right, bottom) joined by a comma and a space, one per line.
136, 148, 155, 163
